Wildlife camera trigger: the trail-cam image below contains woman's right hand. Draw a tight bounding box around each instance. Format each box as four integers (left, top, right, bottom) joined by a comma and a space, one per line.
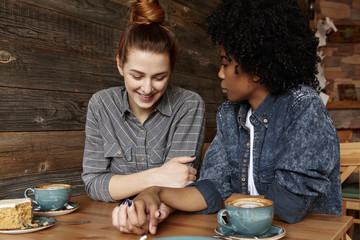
152, 156, 197, 188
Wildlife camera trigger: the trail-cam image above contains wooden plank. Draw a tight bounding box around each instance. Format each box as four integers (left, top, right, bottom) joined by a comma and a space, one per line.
0, 131, 84, 178
337, 130, 353, 143
170, 0, 219, 17
328, 109, 360, 129
0, 169, 85, 199
176, 47, 220, 82
0, 0, 121, 59
172, 26, 217, 56
205, 128, 216, 143
0, 42, 121, 93
0, 87, 90, 131
170, 74, 226, 105
328, 25, 360, 43
18, 0, 129, 29
326, 101, 360, 109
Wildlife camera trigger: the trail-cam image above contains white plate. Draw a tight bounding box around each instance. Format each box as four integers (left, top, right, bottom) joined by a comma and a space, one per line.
33, 202, 79, 216
0, 216, 56, 234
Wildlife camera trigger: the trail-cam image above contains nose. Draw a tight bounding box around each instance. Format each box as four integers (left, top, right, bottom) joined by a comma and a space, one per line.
141, 78, 153, 94
218, 65, 225, 80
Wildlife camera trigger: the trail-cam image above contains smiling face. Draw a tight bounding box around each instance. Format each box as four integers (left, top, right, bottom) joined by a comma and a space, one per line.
117, 49, 170, 121
218, 47, 270, 109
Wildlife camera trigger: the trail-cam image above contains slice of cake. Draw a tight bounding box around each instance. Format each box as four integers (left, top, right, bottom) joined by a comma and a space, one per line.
0, 198, 33, 230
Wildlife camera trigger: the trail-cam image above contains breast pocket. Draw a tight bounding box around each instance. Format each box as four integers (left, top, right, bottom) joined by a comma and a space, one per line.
149, 147, 166, 166
104, 142, 135, 173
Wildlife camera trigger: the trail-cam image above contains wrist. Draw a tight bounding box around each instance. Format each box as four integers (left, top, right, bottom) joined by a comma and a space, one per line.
145, 167, 157, 187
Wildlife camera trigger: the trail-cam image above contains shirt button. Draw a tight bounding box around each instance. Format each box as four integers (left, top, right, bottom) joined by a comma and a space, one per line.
241, 177, 246, 182
117, 151, 122, 154
263, 118, 268, 123
142, 131, 145, 135
246, 142, 250, 147
141, 157, 145, 161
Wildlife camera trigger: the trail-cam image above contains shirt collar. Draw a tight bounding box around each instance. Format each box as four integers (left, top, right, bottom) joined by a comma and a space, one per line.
237, 93, 277, 128
252, 93, 277, 127
120, 86, 131, 117
154, 88, 172, 117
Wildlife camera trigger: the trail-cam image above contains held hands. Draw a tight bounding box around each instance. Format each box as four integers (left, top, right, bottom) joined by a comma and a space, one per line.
152, 156, 197, 188
112, 187, 171, 235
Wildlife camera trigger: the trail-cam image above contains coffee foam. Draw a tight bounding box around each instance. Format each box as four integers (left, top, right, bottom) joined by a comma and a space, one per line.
233, 201, 265, 208
36, 184, 70, 190
228, 198, 273, 208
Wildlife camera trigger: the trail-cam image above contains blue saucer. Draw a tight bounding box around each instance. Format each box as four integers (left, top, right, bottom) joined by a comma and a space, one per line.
33, 202, 79, 216
215, 224, 286, 240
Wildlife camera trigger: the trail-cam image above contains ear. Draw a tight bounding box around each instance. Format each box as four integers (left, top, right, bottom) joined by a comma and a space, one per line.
250, 75, 260, 82
116, 55, 124, 76
253, 76, 260, 82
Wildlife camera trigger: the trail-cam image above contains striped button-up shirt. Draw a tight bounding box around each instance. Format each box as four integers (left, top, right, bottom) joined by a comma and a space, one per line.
82, 85, 205, 202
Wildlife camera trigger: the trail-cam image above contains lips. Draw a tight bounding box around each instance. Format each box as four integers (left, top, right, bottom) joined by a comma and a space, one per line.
138, 92, 155, 102
221, 88, 228, 94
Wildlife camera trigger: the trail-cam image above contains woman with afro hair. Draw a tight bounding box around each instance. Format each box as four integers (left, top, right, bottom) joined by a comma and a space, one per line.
112, 0, 342, 234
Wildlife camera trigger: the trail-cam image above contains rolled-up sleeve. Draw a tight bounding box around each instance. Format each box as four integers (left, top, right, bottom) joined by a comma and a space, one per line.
187, 179, 223, 214
82, 95, 116, 202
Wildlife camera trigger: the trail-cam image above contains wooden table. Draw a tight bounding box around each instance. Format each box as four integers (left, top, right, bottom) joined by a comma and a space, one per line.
0, 195, 352, 240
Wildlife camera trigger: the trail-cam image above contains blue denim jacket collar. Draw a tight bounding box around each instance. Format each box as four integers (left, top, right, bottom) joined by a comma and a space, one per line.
237, 93, 278, 130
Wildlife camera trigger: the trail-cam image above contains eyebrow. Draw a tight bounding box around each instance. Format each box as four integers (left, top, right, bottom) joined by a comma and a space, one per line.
129, 69, 169, 76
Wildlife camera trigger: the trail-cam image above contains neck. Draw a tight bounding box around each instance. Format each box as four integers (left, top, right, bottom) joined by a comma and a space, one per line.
128, 98, 152, 125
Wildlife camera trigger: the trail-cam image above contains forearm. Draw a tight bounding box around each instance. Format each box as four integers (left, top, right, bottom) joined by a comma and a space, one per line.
109, 168, 158, 200
158, 186, 207, 212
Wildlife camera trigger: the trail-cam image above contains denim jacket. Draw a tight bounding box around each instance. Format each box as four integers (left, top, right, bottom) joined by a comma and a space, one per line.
190, 85, 342, 223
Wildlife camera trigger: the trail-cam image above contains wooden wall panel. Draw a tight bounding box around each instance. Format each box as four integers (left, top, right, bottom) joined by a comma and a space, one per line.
0, 131, 84, 178
328, 109, 360, 129
0, 42, 120, 92
0, 87, 89, 131
0, 0, 121, 59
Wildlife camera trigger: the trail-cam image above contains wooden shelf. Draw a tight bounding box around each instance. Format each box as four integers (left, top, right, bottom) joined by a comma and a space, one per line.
326, 101, 360, 109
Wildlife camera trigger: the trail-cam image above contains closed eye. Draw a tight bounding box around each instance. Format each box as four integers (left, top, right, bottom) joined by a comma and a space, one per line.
131, 75, 142, 80
155, 76, 166, 80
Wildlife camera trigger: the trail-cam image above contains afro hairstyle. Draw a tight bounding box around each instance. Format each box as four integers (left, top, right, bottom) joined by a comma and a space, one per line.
207, 0, 321, 95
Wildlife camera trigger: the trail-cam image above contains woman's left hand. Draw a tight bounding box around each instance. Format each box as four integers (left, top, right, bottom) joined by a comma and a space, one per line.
112, 199, 148, 235
112, 186, 171, 235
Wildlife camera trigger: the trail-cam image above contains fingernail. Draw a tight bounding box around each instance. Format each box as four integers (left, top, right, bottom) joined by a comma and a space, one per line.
128, 200, 132, 207
157, 211, 161, 218
118, 199, 129, 207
